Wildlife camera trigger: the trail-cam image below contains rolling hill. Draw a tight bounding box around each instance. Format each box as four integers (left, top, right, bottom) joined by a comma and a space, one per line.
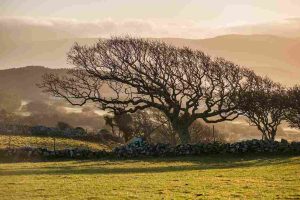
0, 66, 67, 101
1, 35, 300, 86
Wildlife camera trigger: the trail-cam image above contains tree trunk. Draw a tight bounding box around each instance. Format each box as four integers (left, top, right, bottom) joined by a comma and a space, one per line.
169, 130, 177, 146
111, 125, 115, 135
263, 131, 275, 142
270, 130, 276, 141
177, 126, 191, 144
171, 120, 191, 144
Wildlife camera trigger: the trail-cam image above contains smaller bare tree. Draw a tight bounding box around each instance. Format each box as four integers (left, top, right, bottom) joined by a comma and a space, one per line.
130, 110, 161, 142
149, 109, 178, 145
238, 77, 288, 141
286, 85, 300, 129
104, 115, 117, 136
189, 120, 225, 143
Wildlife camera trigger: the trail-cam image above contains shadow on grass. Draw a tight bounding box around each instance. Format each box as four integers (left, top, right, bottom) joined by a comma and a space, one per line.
0, 155, 299, 176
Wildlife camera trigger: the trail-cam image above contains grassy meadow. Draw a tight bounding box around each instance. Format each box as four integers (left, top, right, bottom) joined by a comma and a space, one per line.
0, 135, 110, 151
0, 155, 299, 199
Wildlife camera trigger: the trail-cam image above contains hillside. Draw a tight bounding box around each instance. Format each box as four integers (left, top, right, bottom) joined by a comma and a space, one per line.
1, 35, 300, 86
0, 135, 110, 151
162, 35, 300, 86
0, 66, 67, 100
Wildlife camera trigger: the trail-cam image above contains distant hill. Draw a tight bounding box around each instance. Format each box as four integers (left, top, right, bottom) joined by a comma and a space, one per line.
162, 35, 300, 86
0, 38, 100, 69
0, 66, 67, 101
1, 35, 300, 86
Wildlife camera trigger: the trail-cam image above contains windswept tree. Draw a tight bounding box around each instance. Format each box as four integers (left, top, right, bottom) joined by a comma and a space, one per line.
286, 85, 300, 129
39, 37, 257, 143
238, 77, 288, 141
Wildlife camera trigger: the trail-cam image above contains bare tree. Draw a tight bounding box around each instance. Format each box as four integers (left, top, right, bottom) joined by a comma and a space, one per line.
130, 110, 159, 142
238, 77, 288, 141
39, 37, 257, 143
286, 85, 300, 129
113, 113, 134, 142
104, 109, 171, 143
189, 120, 225, 143
148, 108, 178, 145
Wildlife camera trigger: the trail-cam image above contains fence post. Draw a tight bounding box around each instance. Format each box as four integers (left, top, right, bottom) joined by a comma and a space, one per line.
213, 125, 215, 142
53, 137, 56, 152
8, 135, 12, 149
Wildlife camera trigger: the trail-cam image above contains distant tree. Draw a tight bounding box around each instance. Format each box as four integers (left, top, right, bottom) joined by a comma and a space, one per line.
39, 37, 258, 143
238, 78, 288, 141
189, 120, 225, 143
104, 109, 172, 143
150, 109, 178, 145
286, 85, 300, 129
129, 110, 156, 142
103, 115, 116, 135
104, 113, 134, 142
74, 126, 86, 134
98, 128, 123, 143
114, 114, 135, 142
57, 121, 72, 131
130, 109, 225, 144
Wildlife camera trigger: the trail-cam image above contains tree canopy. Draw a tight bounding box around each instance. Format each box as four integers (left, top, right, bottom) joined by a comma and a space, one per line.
286, 85, 300, 129
39, 37, 259, 143
238, 77, 288, 141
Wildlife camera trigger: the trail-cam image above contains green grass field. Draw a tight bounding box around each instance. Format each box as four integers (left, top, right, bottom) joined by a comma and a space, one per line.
0, 135, 110, 151
0, 155, 299, 199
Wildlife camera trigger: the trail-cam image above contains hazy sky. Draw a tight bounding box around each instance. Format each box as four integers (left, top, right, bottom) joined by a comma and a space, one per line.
1, 0, 300, 83
1, 0, 300, 39
2, 0, 300, 24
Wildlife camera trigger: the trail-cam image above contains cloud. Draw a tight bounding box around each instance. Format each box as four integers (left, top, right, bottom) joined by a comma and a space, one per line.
1, 16, 300, 43
0, 16, 213, 41
223, 18, 300, 37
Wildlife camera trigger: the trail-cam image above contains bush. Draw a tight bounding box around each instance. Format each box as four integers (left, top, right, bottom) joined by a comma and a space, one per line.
74, 127, 86, 134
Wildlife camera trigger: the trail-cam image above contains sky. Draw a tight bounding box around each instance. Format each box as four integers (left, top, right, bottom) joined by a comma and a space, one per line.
1, 0, 300, 39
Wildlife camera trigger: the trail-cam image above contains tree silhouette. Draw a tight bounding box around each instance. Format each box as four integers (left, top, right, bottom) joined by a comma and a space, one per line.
286, 85, 300, 129
39, 37, 257, 143
238, 77, 288, 141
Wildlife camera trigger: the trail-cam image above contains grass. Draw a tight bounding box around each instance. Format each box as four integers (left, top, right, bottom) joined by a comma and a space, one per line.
0, 135, 110, 151
0, 155, 299, 199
